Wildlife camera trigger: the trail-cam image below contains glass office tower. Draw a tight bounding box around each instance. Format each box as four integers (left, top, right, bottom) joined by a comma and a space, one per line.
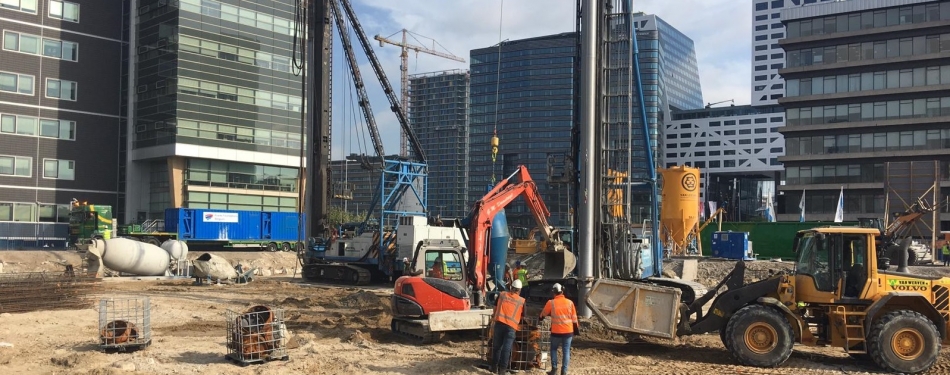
468, 33, 576, 227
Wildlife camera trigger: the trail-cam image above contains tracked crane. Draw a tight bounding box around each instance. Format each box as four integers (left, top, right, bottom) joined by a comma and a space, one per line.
374, 30, 466, 157
299, 0, 453, 285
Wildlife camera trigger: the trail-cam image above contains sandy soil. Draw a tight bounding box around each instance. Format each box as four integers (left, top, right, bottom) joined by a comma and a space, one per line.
2, 252, 950, 374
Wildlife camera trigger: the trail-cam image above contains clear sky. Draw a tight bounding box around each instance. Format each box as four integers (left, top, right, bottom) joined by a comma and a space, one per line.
332, 0, 752, 159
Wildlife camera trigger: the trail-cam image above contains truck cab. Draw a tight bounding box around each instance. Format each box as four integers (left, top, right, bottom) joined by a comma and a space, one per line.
68, 203, 113, 248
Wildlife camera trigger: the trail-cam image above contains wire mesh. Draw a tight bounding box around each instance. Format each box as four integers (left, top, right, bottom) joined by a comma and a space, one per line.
480, 315, 551, 371
0, 272, 99, 313
98, 296, 151, 351
226, 306, 289, 365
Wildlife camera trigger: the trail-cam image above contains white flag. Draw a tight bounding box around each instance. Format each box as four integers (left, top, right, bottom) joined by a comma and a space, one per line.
708, 201, 717, 215
834, 187, 844, 223
765, 196, 776, 222
798, 190, 805, 223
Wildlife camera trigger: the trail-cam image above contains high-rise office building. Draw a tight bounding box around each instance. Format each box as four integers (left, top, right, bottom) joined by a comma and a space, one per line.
752, 0, 835, 106
778, 0, 950, 229
468, 33, 576, 227
409, 69, 470, 219
1, 0, 129, 245
664, 0, 842, 219
125, 0, 304, 222
631, 13, 703, 112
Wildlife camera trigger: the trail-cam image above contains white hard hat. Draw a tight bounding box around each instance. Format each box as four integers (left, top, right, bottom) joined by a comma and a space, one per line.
552, 283, 563, 293
511, 279, 523, 289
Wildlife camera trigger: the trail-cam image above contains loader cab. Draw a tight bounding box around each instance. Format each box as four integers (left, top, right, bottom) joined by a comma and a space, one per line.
793, 229, 875, 302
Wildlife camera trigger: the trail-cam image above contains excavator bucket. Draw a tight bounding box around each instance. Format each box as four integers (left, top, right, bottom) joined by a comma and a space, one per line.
542, 250, 577, 279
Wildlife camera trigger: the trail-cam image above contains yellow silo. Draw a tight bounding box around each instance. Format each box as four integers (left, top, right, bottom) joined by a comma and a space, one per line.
659, 166, 701, 256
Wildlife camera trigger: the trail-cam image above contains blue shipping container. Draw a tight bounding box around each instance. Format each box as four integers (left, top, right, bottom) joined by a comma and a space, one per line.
269, 212, 306, 241
165, 209, 304, 242
711, 231, 755, 260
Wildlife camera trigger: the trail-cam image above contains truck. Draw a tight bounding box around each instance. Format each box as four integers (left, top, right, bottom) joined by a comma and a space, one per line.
69, 202, 306, 251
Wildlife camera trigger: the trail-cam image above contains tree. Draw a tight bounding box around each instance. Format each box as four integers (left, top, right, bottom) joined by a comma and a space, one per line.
326, 206, 368, 227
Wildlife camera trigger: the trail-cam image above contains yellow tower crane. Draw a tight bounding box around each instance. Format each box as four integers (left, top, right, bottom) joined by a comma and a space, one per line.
374, 29, 466, 156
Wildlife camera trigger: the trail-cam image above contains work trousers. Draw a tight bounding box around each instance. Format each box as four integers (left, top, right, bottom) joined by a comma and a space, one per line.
550, 334, 573, 375
491, 323, 516, 373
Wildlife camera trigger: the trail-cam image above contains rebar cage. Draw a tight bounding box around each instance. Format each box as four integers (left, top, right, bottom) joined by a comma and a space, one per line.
480, 315, 551, 371
98, 296, 151, 351
226, 306, 289, 365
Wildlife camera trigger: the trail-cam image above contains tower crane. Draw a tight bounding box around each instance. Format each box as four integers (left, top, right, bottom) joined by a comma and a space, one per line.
374, 30, 466, 157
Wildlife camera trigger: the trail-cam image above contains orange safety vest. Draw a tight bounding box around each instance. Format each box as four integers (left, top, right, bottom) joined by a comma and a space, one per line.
494, 291, 525, 329
542, 295, 578, 334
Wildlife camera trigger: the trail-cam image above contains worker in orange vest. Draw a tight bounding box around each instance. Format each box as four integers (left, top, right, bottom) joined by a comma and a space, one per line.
490, 279, 525, 375
539, 283, 578, 375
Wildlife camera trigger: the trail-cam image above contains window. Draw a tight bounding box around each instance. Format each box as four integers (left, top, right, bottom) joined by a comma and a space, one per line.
42, 39, 77, 61
755, 2, 768, 11
754, 75, 767, 81
45, 78, 77, 101
0, 0, 37, 13
0, 155, 31, 177
0, 72, 33, 95
4, 32, 33, 55
48, 0, 79, 22
0, 114, 74, 140
43, 159, 74, 180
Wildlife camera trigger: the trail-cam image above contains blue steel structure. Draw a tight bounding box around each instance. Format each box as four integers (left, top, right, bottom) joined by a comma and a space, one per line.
630, 3, 662, 279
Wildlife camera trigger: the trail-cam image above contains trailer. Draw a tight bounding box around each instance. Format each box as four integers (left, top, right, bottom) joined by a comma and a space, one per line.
69, 203, 306, 251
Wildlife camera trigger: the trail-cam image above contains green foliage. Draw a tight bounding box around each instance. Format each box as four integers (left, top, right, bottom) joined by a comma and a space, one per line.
326, 206, 367, 227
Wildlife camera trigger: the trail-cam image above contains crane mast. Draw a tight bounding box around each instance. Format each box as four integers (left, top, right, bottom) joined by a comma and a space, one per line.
374, 30, 466, 157
304, 0, 333, 240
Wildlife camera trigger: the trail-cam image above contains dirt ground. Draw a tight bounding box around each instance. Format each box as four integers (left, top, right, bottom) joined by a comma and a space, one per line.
3, 251, 950, 374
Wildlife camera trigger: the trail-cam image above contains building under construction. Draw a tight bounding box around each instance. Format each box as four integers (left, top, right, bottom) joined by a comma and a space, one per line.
408, 69, 471, 220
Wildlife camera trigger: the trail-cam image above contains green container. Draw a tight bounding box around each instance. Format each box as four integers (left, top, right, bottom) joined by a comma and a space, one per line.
699, 221, 858, 260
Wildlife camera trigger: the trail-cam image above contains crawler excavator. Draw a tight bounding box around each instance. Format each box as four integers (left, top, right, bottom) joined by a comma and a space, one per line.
390, 166, 576, 343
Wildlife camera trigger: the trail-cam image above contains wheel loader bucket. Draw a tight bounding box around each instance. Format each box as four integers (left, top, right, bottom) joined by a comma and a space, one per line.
586, 278, 682, 339
542, 250, 577, 279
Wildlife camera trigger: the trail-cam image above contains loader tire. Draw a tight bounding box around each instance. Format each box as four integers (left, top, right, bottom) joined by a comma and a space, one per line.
867, 310, 939, 374
724, 304, 793, 368
720, 325, 731, 351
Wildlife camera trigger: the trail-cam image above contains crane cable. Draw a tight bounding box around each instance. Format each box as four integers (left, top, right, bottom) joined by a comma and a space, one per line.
490, 0, 504, 184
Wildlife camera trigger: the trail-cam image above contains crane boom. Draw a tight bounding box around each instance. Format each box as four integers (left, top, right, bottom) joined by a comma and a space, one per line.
337, 0, 427, 163
328, 0, 385, 167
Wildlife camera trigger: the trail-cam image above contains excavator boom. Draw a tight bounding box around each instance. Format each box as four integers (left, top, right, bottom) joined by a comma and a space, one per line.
465, 166, 576, 304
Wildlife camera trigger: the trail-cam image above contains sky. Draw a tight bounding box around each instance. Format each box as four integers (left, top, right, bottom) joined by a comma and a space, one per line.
331, 0, 753, 159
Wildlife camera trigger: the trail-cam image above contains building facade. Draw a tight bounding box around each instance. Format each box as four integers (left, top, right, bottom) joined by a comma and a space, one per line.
667, 105, 785, 220
1, 0, 128, 245
468, 33, 576, 227
778, 0, 950, 229
612, 13, 703, 221
408, 69, 469, 220
126, 0, 304, 223
753, 0, 835, 106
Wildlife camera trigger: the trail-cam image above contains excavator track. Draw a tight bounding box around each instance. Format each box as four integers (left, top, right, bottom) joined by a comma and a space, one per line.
390, 317, 441, 344
302, 263, 372, 285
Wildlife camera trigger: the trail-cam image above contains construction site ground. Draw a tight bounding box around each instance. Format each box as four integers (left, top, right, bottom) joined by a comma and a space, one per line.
2, 251, 950, 374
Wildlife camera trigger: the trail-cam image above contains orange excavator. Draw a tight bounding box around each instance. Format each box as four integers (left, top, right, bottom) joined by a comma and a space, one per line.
390, 165, 576, 343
